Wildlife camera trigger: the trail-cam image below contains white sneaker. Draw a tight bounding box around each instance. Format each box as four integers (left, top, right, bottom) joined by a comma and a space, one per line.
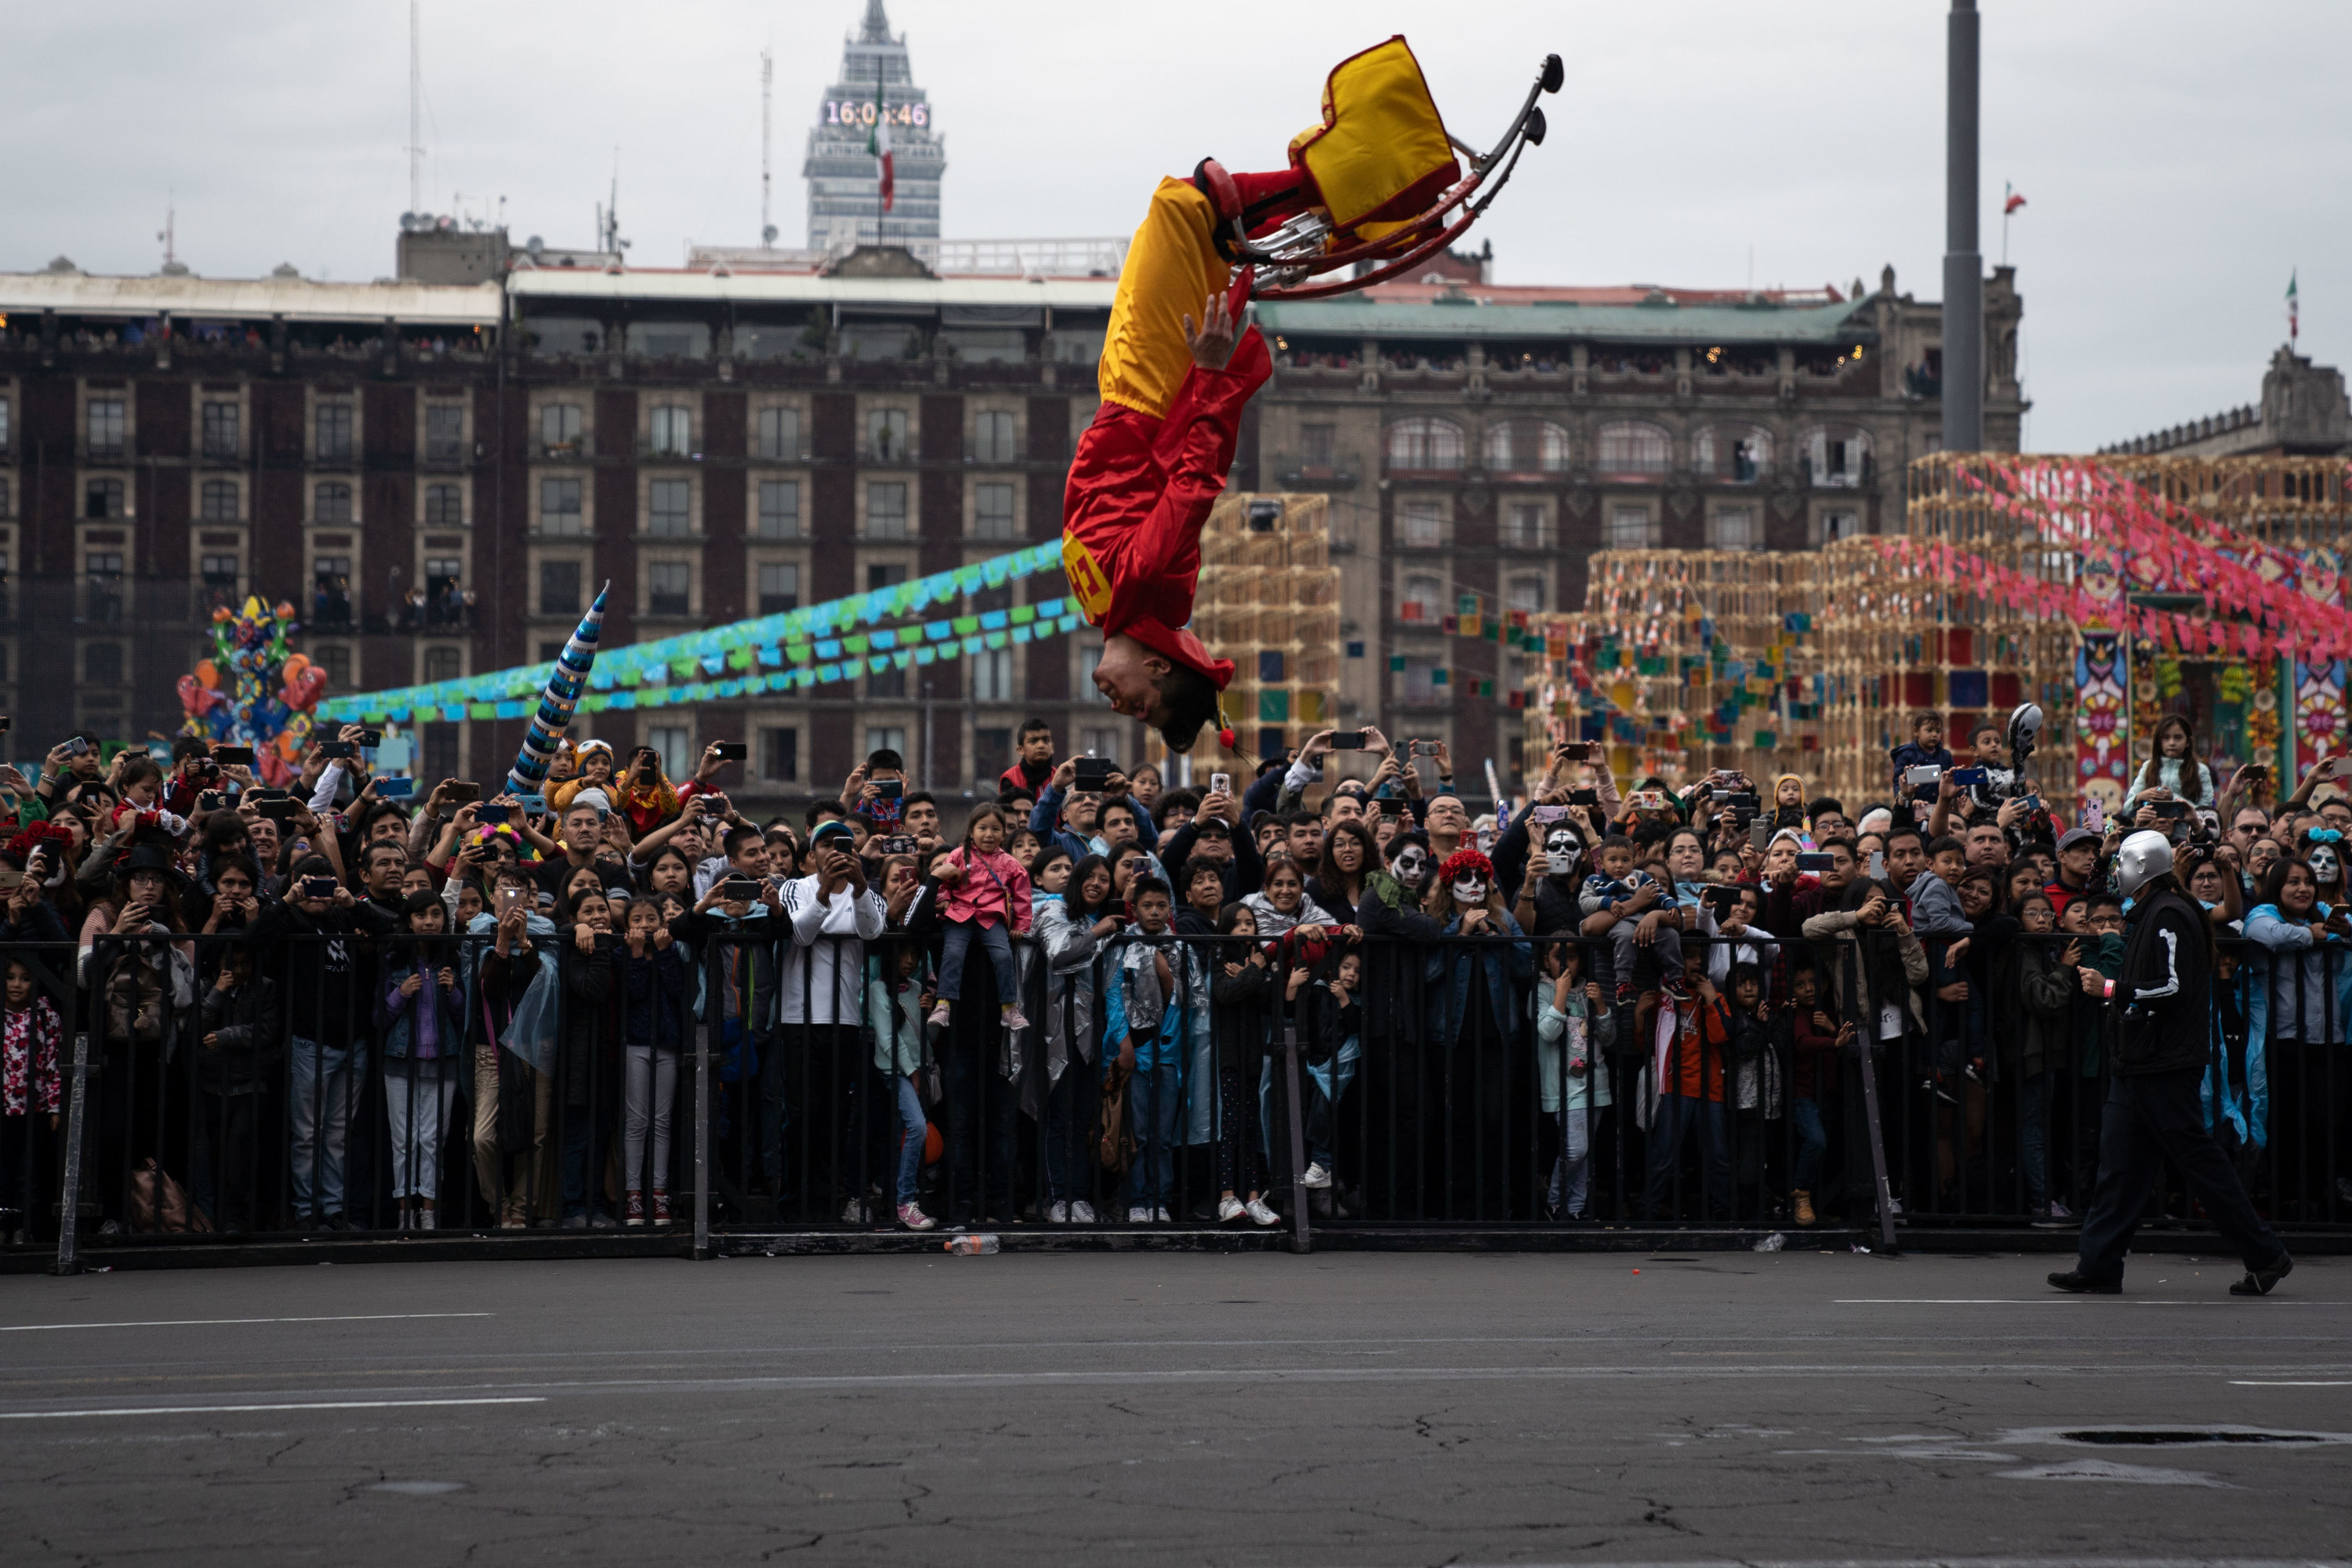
1218, 1195, 1247, 1223
2047, 1199, 2072, 1218
1069, 1200, 1096, 1224
841, 1197, 870, 1225
1127, 1206, 1153, 1224
1245, 1197, 1279, 1226
416, 1205, 437, 1231
1046, 1200, 1069, 1224
1301, 1162, 1333, 1189
1155, 1207, 1172, 1223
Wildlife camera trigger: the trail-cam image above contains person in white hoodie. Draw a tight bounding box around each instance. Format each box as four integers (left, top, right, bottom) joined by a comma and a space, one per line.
776, 819, 887, 1221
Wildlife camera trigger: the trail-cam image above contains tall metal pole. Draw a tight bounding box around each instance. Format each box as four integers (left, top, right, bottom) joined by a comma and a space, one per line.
1941, 0, 1984, 454
408, 1, 423, 216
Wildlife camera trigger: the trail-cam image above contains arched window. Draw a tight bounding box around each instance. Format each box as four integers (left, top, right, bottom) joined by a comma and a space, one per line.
1693, 426, 1773, 482
1798, 426, 1872, 488
1385, 417, 1464, 473
1483, 419, 1571, 475
1594, 421, 1671, 477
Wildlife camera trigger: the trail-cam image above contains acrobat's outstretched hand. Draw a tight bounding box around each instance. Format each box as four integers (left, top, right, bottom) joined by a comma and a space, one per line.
1181, 292, 1242, 371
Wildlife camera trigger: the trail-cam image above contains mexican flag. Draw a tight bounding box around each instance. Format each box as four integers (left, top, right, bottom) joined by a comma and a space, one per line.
2288, 269, 2299, 343
868, 100, 895, 213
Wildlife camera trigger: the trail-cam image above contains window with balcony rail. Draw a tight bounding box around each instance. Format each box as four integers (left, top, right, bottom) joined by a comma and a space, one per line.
755, 479, 800, 539
649, 405, 691, 458
647, 478, 692, 536
756, 406, 802, 461
1502, 502, 1551, 550
866, 481, 909, 539
758, 562, 800, 615
540, 477, 585, 535
423, 645, 463, 683
87, 398, 125, 459
1694, 425, 1772, 482
1400, 657, 1441, 705
867, 408, 909, 464
200, 479, 239, 522
539, 560, 583, 616
201, 401, 239, 460
974, 481, 1016, 540
425, 404, 465, 462
1301, 423, 1336, 469
85, 478, 125, 520
540, 402, 584, 456
311, 556, 354, 627
647, 561, 691, 616
423, 483, 463, 526
1801, 427, 1871, 488
1709, 508, 1761, 551
972, 647, 1015, 702
1386, 417, 1463, 472
314, 481, 354, 524
316, 403, 354, 464
970, 409, 1017, 463
1397, 500, 1445, 550
1595, 421, 1671, 476
1604, 505, 1659, 549
1399, 572, 1443, 622
1484, 419, 1570, 474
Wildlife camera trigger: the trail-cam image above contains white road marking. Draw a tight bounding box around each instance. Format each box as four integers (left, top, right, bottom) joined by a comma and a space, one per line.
2230, 1380, 2352, 1386
0, 1313, 493, 1333
0, 1397, 543, 1421
1835, 1299, 2310, 1306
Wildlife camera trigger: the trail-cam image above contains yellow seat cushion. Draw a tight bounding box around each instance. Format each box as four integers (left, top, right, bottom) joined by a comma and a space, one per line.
1289, 37, 1461, 235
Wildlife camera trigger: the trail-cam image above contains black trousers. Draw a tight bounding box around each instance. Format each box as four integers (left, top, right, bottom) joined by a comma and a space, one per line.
2077, 1064, 2284, 1283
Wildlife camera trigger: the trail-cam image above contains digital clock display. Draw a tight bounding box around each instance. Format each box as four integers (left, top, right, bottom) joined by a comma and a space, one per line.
826, 100, 928, 130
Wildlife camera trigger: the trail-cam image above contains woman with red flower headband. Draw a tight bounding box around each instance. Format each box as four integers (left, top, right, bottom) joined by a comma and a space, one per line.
1422, 848, 1532, 1218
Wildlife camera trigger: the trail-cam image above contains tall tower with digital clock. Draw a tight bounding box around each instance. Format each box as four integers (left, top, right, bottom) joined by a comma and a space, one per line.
804, 0, 944, 263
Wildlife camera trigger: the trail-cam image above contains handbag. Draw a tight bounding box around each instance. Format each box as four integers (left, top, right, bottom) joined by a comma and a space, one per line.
1096, 1061, 1136, 1174
126, 1157, 212, 1234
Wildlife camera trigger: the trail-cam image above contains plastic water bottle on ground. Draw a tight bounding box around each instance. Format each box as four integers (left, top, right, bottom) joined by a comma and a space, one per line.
944, 1234, 1000, 1255
1752, 1232, 1786, 1252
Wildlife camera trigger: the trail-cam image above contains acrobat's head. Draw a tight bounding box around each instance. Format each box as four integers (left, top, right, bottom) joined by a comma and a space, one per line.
1092, 633, 1221, 753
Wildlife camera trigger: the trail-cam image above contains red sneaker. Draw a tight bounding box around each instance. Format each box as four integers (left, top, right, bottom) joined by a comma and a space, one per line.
652, 1191, 672, 1227
624, 1190, 646, 1228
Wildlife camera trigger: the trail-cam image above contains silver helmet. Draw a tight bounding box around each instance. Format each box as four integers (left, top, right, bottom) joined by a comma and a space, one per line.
2114, 829, 2172, 900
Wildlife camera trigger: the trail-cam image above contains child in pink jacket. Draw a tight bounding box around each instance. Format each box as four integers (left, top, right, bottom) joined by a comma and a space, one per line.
928, 804, 1034, 1032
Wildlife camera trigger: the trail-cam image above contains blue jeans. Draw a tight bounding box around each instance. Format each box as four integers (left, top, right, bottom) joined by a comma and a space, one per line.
1645, 1092, 1732, 1219
890, 1073, 925, 1205
1791, 1095, 1828, 1193
1550, 1100, 1595, 1216
937, 920, 1017, 1005
289, 1036, 364, 1220
1125, 1061, 1181, 1212
1257, 1036, 1362, 1173
2018, 1069, 2054, 1213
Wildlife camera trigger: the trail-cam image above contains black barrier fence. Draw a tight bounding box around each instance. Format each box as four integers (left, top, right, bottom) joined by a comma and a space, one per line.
4, 922, 2350, 1261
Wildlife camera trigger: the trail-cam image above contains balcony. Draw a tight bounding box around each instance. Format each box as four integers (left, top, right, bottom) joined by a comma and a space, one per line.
636, 437, 698, 462
80, 438, 128, 464
198, 436, 245, 464
539, 439, 589, 461
422, 439, 469, 467
395, 589, 476, 632
314, 441, 356, 467
1269, 451, 1362, 492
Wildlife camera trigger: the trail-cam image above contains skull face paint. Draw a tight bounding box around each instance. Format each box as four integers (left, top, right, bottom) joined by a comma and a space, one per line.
1391, 845, 1431, 887
1543, 826, 1582, 875
1451, 876, 1489, 906
2311, 844, 2340, 885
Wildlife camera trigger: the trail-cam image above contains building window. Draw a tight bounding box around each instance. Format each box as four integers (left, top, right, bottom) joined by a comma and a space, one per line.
87, 398, 125, 459
868, 408, 909, 463
757, 479, 800, 539
972, 647, 1015, 702
974, 727, 1012, 786
539, 560, 582, 616
315, 644, 352, 691
200, 479, 240, 522
1508, 576, 1544, 616
1301, 423, 1336, 469
971, 409, 1017, 463
1805, 428, 1871, 488
1385, 417, 1463, 472
758, 563, 800, 615
1710, 508, 1760, 550
201, 401, 239, 460
649, 405, 691, 457
1503, 503, 1550, 550
1696, 426, 1772, 481
0, 397, 10, 452
316, 402, 354, 464
422, 721, 460, 782
540, 402, 583, 456
866, 726, 908, 761
311, 558, 353, 627
1397, 499, 1444, 549
1399, 572, 1442, 622
1079, 727, 1121, 766
1485, 419, 1570, 473
201, 554, 241, 590
1820, 509, 1863, 543
1401, 657, 1440, 705
647, 478, 692, 536
314, 481, 354, 524
647, 561, 691, 616
866, 481, 909, 539
539, 641, 566, 662
0, 477, 11, 518
869, 563, 907, 593
648, 725, 692, 782
423, 559, 464, 623
539, 477, 584, 535
761, 726, 799, 782
1604, 506, 1658, 549
85, 477, 125, 520
974, 481, 1016, 539
425, 404, 465, 462
423, 483, 463, 526
86, 642, 125, 684
1595, 421, 1671, 475
869, 663, 906, 700
757, 406, 801, 461
423, 645, 463, 683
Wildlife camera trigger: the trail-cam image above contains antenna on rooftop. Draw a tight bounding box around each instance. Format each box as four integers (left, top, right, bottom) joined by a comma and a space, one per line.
760, 45, 777, 247
157, 194, 176, 270
407, 0, 424, 217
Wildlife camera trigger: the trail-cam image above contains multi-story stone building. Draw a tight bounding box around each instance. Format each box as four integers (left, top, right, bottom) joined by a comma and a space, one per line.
802, 0, 946, 264
0, 241, 2024, 804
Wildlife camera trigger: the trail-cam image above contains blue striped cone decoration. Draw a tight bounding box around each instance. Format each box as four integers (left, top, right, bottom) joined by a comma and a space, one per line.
507, 582, 608, 796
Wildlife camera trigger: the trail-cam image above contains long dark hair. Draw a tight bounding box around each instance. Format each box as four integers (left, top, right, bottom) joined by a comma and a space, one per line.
2135, 715, 2206, 801
1067, 853, 1116, 919
1311, 820, 1376, 909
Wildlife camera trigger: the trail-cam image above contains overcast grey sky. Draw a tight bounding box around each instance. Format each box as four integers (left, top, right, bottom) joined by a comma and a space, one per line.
3, 2, 2343, 452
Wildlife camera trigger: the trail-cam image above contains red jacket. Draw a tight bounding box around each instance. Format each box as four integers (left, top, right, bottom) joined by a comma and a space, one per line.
1059, 328, 1270, 691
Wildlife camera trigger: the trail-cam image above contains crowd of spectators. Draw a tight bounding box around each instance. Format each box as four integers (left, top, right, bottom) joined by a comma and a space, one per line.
0, 703, 2347, 1247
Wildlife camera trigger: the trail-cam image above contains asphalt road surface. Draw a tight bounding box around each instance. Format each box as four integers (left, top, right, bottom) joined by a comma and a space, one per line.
3, 1248, 2347, 1566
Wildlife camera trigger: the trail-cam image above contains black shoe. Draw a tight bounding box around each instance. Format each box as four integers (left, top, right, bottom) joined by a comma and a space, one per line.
2047, 1269, 2122, 1294
2230, 1251, 2293, 1297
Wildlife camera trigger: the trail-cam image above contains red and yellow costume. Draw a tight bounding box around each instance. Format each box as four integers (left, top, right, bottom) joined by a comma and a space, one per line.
1062, 38, 1461, 698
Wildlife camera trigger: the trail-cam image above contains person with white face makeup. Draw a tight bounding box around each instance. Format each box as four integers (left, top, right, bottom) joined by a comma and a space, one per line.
1424, 848, 1533, 1218
2299, 830, 2347, 909
1513, 815, 1589, 938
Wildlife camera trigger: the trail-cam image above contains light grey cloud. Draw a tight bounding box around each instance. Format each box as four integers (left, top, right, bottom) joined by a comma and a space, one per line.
2, 1, 2343, 452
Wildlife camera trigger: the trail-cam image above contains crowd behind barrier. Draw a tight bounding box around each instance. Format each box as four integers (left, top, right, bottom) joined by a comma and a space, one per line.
4, 712, 2352, 1258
